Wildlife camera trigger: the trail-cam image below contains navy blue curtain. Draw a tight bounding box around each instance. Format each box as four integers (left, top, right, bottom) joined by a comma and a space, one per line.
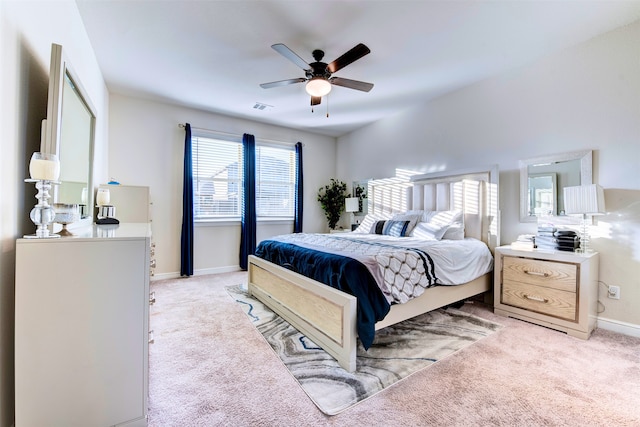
293, 142, 304, 233
239, 133, 257, 270
180, 123, 194, 276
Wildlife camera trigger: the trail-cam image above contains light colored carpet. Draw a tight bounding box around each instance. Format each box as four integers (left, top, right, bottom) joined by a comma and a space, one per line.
226, 284, 502, 415
148, 272, 640, 426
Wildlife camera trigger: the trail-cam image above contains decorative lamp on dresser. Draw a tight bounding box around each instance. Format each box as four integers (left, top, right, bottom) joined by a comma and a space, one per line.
15, 223, 152, 427
493, 245, 599, 339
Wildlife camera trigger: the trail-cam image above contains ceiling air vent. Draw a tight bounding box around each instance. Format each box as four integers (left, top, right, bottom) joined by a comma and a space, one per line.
253, 102, 273, 111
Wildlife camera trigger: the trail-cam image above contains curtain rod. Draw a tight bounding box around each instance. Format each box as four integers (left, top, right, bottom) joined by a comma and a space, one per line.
178, 123, 303, 147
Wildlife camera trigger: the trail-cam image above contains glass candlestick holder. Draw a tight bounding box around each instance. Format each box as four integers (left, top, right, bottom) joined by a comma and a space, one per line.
24, 179, 60, 239
53, 203, 80, 236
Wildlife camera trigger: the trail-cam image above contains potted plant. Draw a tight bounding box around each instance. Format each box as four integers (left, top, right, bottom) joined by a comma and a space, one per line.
317, 179, 350, 230
354, 183, 368, 213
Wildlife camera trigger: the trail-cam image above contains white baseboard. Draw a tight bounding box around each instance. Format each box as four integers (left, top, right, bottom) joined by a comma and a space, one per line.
597, 316, 640, 338
151, 265, 242, 281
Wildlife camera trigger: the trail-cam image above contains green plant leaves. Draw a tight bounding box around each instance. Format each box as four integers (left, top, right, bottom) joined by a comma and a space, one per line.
317, 179, 350, 229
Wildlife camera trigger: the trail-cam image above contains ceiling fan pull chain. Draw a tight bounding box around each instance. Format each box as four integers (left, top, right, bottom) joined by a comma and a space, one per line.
326, 94, 329, 118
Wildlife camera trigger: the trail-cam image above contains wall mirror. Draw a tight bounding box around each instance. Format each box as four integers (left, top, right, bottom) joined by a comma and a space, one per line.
352, 180, 369, 215
42, 43, 96, 224
520, 150, 592, 222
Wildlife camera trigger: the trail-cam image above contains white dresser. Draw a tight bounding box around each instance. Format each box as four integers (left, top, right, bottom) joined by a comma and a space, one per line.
15, 223, 152, 427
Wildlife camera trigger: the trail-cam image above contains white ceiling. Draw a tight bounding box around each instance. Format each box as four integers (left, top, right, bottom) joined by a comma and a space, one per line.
76, 1, 640, 138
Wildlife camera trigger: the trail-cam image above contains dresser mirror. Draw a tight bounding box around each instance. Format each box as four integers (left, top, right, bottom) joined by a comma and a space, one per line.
520, 150, 592, 223
42, 43, 96, 223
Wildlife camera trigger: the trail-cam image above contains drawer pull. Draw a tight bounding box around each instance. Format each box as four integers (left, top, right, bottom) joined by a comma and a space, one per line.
523, 294, 549, 303
524, 270, 549, 277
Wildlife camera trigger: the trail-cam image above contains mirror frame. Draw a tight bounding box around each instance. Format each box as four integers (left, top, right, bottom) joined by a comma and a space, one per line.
519, 150, 592, 223
42, 43, 96, 226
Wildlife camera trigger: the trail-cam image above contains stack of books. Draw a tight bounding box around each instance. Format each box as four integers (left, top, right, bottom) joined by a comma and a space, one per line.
535, 226, 580, 251
511, 234, 536, 250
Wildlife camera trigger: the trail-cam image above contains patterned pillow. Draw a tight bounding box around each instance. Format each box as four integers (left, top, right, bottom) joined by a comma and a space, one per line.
389, 212, 422, 236
353, 214, 390, 233
372, 220, 387, 234
370, 220, 411, 237
382, 220, 411, 237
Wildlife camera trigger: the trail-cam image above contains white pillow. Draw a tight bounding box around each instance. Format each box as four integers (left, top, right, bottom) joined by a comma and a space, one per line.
424, 210, 463, 226
411, 210, 464, 240
412, 221, 449, 240
442, 223, 465, 240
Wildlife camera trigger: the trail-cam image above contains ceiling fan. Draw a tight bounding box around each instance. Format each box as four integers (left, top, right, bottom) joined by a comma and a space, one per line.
260, 43, 374, 107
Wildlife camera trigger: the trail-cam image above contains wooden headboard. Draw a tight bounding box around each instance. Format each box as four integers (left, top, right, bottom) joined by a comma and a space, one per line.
367, 166, 500, 252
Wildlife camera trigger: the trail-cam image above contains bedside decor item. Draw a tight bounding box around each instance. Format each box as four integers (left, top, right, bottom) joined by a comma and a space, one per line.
96, 187, 119, 223
53, 203, 80, 236
80, 187, 88, 218
535, 226, 579, 252
563, 184, 605, 253
24, 152, 60, 239
317, 179, 349, 230
353, 183, 368, 213
96, 187, 110, 206
345, 197, 359, 228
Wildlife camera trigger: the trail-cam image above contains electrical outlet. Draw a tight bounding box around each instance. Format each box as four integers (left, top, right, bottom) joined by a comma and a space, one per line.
608, 285, 621, 300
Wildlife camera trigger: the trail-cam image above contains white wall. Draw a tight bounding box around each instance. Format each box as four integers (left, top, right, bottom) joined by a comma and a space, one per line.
108, 94, 336, 278
338, 21, 640, 330
0, 1, 110, 425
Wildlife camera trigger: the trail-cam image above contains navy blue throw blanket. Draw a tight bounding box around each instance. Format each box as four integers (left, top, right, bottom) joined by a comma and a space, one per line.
255, 240, 391, 349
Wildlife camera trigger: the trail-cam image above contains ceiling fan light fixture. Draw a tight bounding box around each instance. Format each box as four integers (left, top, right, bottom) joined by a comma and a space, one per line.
306, 77, 332, 97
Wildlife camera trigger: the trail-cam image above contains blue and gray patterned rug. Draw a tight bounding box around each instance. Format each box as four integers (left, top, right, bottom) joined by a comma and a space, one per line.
227, 285, 502, 415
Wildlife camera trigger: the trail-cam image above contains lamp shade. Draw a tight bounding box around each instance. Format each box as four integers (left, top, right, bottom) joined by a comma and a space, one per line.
564, 184, 605, 215
345, 197, 360, 213
306, 78, 332, 97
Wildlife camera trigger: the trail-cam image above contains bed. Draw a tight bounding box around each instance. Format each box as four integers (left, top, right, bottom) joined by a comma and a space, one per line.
247, 166, 500, 372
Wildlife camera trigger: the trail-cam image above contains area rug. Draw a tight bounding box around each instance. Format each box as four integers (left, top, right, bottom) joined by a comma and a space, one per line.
226, 285, 502, 415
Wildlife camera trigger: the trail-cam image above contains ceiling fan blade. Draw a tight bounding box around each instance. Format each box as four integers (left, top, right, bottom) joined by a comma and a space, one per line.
271, 43, 311, 71
311, 96, 322, 106
327, 43, 370, 73
330, 77, 374, 92
260, 78, 306, 89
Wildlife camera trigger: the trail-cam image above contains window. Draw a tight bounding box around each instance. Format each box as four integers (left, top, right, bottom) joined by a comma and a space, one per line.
192, 134, 296, 220
192, 135, 243, 219
256, 144, 296, 218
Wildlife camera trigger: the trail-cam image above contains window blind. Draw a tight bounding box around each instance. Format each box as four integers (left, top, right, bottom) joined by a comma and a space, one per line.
192, 135, 296, 220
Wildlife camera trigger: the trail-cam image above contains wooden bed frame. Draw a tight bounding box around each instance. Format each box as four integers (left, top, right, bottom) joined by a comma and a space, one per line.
248, 166, 500, 372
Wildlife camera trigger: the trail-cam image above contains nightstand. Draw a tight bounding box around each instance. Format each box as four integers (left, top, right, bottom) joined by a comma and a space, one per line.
493, 246, 599, 339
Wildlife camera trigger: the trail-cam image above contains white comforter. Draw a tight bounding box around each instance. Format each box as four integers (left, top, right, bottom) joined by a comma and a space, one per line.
265, 233, 493, 305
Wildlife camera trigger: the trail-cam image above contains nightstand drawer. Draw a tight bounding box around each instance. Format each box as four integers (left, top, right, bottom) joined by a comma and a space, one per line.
502, 281, 577, 321
503, 256, 577, 292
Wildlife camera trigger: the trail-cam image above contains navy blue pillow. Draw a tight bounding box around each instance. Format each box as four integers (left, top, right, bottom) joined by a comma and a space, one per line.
373, 220, 387, 234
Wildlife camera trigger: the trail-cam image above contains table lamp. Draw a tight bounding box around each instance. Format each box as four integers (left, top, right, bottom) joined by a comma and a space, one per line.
563, 184, 605, 253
